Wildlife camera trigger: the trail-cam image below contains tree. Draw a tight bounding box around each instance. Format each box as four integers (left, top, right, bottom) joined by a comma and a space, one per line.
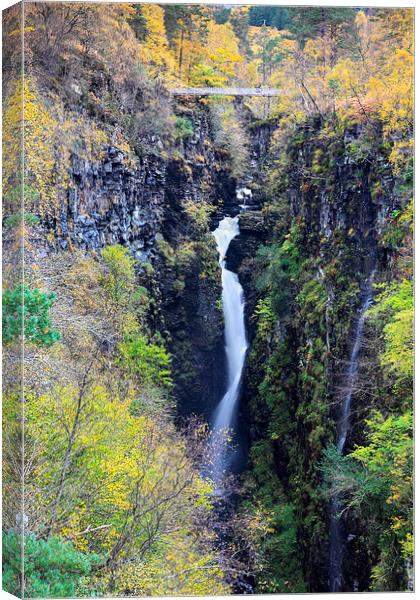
288, 7, 354, 50
101, 245, 135, 310
206, 21, 242, 82
162, 5, 210, 82
21, 380, 224, 593
129, 4, 148, 41
2, 531, 101, 598
24, 3, 94, 71
367, 279, 413, 401
2, 286, 61, 347
321, 409, 413, 591
229, 6, 250, 54
138, 4, 176, 78
351, 411, 413, 589
190, 63, 226, 88
249, 6, 289, 30
252, 25, 288, 86
174, 115, 194, 140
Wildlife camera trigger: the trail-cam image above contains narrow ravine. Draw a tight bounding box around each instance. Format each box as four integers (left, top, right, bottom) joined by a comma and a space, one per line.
329, 268, 376, 592
208, 214, 248, 489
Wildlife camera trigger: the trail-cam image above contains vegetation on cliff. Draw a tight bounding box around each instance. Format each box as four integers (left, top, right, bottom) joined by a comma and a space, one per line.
241, 12, 413, 590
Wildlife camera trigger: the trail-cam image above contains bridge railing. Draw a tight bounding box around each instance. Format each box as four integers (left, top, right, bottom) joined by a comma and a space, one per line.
170, 87, 281, 97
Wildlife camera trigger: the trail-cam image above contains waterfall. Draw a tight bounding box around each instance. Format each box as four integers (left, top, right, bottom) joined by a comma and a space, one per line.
329, 269, 376, 592
208, 216, 248, 487
337, 272, 376, 454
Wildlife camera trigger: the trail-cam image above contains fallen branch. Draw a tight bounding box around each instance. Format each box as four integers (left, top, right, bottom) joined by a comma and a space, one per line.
65, 523, 112, 540
300, 80, 324, 120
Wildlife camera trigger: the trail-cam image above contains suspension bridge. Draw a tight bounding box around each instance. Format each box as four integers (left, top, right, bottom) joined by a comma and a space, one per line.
171, 87, 281, 97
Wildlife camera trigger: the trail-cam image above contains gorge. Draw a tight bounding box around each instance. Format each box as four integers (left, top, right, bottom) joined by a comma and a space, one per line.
2, 3, 413, 598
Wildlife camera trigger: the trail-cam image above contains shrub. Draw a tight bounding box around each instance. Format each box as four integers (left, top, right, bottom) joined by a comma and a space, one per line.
175, 116, 194, 140
118, 331, 172, 388
184, 200, 214, 231
129, 385, 173, 416
3, 184, 40, 210
257, 225, 302, 319
367, 279, 413, 398
3, 211, 40, 227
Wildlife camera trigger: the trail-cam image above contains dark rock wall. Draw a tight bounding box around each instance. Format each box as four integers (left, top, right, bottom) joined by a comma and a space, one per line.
54, 145, 166, 261
44, 102, 243, 422
241, 117, 402, 593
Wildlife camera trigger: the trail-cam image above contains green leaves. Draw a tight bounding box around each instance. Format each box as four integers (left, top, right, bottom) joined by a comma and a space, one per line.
2, 286, 61, 347
117, 331, 172, 388
3, 184, 40, 212
257, 223, 303, 318
3, 211, 40, 228
2, 531, 101, 598
368, 279, 413, 400
174, 116, 194, 140
101, 244, 135, 307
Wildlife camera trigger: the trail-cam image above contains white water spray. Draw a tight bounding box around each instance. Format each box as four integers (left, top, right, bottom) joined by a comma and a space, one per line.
209, 216, 248, 485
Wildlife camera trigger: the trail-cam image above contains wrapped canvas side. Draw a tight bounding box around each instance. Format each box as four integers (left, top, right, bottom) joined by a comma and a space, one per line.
3, 2, 25, 598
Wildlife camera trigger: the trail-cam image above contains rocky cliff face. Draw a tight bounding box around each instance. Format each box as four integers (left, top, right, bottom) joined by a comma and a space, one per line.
54, 145, 166, 261
47, 100, 237, 260
241, 116, 402, 593
43, 101, 244, 421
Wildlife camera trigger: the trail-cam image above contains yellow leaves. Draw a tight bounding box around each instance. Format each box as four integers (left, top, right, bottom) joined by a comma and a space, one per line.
327, 58, 360, 94
2, 75, 109, 218
59, 504, 89, 552
379, 8, 413, 53
387, 489, 401, 505
354, 10, 368, 29
208, 47, 242, 78
23, 372, 219, 580
246, 504, 276, 540
140, 4, 176, 78
390, 520, 413, 559
367, 46, 414, 129
202, 22, 243, 83
141, 4, 166, 40
401, 532, 414, 558
9, 26, 35, 37
184, 200, 215, 231
207, 21, 240, 57
3, 76, 57, 215
189, 476, 214, 511
113, 530, 230, 596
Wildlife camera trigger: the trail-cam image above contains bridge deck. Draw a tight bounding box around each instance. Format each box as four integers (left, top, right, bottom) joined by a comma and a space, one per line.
171, 87, 281, 97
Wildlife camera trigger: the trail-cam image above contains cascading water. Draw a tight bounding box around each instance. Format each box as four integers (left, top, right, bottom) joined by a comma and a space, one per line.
208, 215, 248, 488
329, 269, 376, 592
